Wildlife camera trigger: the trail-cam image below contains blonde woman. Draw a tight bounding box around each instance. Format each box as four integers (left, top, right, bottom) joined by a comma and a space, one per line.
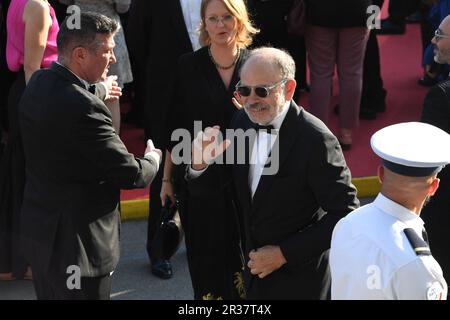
162, 0, 258, 300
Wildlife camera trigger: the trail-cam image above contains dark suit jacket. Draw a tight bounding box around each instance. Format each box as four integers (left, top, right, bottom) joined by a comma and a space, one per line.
233, 102, 358, 299
126, 0, 193, 147
421, 81, 450, 281
18, 62, 159, 277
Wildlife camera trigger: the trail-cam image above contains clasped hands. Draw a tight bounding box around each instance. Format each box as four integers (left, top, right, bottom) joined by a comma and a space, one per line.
247, 245, 287, 279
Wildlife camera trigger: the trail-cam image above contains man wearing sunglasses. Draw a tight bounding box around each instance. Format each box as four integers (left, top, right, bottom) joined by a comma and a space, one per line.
188, 47, 359, 299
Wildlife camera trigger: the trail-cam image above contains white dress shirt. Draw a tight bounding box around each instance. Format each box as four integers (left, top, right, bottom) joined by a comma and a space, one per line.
180, 0, 202, 51
330, 193, 448, 300
248, 101, 290, 197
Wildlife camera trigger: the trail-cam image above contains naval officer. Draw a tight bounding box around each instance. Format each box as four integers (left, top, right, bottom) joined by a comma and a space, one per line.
330, 122, 450, 300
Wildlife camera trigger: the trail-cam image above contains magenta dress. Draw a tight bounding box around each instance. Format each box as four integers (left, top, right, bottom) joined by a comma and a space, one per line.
6, 0, 58, 71
0, 0, 59, 278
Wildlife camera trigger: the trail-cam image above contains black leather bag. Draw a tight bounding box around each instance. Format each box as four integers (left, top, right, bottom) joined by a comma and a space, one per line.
151, 200, 184, 260
286, 0, 307, 36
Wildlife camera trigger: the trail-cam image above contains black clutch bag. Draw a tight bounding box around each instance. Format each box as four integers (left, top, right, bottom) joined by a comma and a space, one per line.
151, 199, 184, 260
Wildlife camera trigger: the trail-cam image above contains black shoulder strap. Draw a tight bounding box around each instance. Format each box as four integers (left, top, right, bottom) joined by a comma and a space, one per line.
403, 228, 431, 256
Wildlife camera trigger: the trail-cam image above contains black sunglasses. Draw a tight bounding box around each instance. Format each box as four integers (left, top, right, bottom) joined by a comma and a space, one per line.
236, 79, 287, 98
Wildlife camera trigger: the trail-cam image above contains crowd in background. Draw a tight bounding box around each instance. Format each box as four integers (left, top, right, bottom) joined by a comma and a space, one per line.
0, 0, 449, 300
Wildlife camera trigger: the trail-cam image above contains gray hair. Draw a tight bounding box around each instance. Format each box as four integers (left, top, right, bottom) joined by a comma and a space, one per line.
57, 12, 118, 64
242, 47, 296, 80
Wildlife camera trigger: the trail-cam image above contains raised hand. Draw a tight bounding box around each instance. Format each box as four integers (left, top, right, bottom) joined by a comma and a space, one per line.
191, 126, 231, 171
103, 75, 122, 102
145, 139, 162, 165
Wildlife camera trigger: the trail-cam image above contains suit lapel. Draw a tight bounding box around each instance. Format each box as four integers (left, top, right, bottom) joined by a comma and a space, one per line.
169, 0, 194, 52
233, 117, 256, 212
251, 102, 301, 214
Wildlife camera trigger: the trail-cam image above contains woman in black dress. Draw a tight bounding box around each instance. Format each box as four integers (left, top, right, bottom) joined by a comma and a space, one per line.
161, 0, 258, 299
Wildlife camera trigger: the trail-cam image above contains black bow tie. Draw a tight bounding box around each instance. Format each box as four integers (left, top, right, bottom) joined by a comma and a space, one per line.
254, 124, 274, 132
88, 84, 96, 94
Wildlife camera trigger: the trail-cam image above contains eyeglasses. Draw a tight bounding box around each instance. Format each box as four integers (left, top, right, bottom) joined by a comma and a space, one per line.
236, 79, 288, 98
206, 14, 234, 26
434, 29, 450, 42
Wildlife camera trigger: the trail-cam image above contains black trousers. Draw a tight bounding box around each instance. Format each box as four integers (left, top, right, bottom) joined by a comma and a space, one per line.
0, 71, 27, 277
361, 29, 386, 110
146, 164, 164, 262
32, 267, 111, 300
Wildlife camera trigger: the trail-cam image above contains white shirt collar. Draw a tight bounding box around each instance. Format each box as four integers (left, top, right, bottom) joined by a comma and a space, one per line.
260, 100, 291, 130
56, 61, 91, 89
373, 193, 425, 229
179, 0, 202, 51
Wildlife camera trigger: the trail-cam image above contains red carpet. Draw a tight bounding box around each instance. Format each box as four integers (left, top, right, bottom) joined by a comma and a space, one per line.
120, 3, 428, 201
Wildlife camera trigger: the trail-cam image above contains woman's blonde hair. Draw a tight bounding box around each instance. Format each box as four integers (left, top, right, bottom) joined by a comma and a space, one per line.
198, 0, 259, 48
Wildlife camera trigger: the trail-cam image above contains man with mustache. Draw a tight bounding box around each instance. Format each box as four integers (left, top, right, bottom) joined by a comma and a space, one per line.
189, 47, 359, 299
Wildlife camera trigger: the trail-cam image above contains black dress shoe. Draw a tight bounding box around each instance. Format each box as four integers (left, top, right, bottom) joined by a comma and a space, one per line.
151, 259, 173, 279
418, 74, 439, 87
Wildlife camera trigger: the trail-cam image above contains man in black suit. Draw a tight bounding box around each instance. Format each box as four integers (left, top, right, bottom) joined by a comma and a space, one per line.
126, 0, 199, 279
18, 12, 161, 300
189, 47, 359, 299
420, 14, 450, 293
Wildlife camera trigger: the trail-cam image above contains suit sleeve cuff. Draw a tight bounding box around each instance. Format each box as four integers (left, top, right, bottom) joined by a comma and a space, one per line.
144, 151, 161, 172
186, 165, 208, 180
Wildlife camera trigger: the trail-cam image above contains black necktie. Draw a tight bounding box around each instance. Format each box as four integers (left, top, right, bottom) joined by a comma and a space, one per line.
88, 84, 96, 95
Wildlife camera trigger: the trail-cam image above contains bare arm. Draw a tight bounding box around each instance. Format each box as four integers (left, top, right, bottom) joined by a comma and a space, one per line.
23, 0, 51, 84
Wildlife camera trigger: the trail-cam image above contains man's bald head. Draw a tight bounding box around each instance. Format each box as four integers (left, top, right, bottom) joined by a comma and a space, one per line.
241, 47, 296, 81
